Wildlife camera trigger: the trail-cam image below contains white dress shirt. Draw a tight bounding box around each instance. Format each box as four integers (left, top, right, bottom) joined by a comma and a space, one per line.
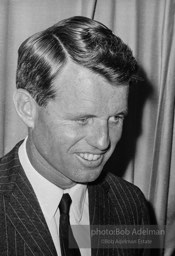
18, 138, 91, 256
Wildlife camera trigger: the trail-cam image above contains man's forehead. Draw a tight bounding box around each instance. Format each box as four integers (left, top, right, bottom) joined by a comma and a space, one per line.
53, 61, 128, 98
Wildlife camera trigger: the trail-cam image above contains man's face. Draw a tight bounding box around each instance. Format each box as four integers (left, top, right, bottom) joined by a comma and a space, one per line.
29, 62, 129, 188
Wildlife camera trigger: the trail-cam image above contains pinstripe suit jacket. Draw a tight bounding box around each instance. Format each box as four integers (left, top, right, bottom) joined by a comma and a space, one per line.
0, 142, 150, 256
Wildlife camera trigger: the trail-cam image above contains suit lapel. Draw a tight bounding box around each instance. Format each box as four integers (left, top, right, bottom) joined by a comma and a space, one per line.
88, 177, 116, 225
88, 175, 116, 256
2, 143, 57, 256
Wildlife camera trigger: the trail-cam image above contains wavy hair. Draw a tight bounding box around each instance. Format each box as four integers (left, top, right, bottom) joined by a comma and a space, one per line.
16, 16, 138, 106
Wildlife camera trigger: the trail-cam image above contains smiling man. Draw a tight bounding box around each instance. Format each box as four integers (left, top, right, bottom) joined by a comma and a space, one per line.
0, 16, 150, 256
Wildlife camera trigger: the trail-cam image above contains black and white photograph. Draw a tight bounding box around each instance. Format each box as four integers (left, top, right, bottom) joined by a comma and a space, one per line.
0, 1, 175, 255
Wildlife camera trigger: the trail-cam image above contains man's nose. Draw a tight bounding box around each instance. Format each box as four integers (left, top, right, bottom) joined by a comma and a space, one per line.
87, 121, 110, 151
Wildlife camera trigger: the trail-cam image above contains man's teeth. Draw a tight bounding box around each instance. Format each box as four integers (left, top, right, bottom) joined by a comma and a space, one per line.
79, 153, 101, 161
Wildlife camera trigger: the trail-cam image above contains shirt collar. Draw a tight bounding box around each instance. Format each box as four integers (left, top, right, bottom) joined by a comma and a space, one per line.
65, 183, 87, 223
18, 137, 87, 222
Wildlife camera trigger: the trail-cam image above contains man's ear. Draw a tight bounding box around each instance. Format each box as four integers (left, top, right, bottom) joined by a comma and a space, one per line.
13, 89, 38, 128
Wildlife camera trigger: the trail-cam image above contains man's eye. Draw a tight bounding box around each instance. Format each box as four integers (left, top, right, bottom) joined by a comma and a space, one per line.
76, 117, 89, 125
109, 115, 124, 124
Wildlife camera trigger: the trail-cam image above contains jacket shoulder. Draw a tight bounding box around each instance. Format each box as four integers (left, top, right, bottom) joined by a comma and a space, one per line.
0, 140, 23, 166
104, 172, 150, 225
0, 141, 23, 190
105, 172, 145, 197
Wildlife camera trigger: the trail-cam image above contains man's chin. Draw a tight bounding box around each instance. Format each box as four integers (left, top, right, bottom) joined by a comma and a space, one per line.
75, 167, 103, 184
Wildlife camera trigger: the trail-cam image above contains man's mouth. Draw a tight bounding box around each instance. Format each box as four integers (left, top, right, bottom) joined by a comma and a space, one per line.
75, 152, 105, 168
79, 153, 101, 161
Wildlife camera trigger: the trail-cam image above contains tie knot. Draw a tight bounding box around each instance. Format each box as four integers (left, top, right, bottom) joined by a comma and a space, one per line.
59, 193, 72, 215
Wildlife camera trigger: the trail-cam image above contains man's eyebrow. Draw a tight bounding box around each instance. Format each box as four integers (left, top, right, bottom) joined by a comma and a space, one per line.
64, 110, 128, 118
65, 112, 96, 118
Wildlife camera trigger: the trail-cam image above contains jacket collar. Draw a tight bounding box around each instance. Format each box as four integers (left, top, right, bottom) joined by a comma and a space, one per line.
1, 141, 57, 256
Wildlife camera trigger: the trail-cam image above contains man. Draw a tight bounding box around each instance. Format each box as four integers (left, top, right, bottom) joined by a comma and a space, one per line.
0, 16, 149, 256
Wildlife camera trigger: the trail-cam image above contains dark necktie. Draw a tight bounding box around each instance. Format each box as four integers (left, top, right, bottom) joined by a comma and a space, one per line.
59, 193, 81, 256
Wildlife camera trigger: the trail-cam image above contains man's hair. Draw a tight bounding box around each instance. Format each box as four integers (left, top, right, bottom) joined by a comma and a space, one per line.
16, 16, 138, 106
